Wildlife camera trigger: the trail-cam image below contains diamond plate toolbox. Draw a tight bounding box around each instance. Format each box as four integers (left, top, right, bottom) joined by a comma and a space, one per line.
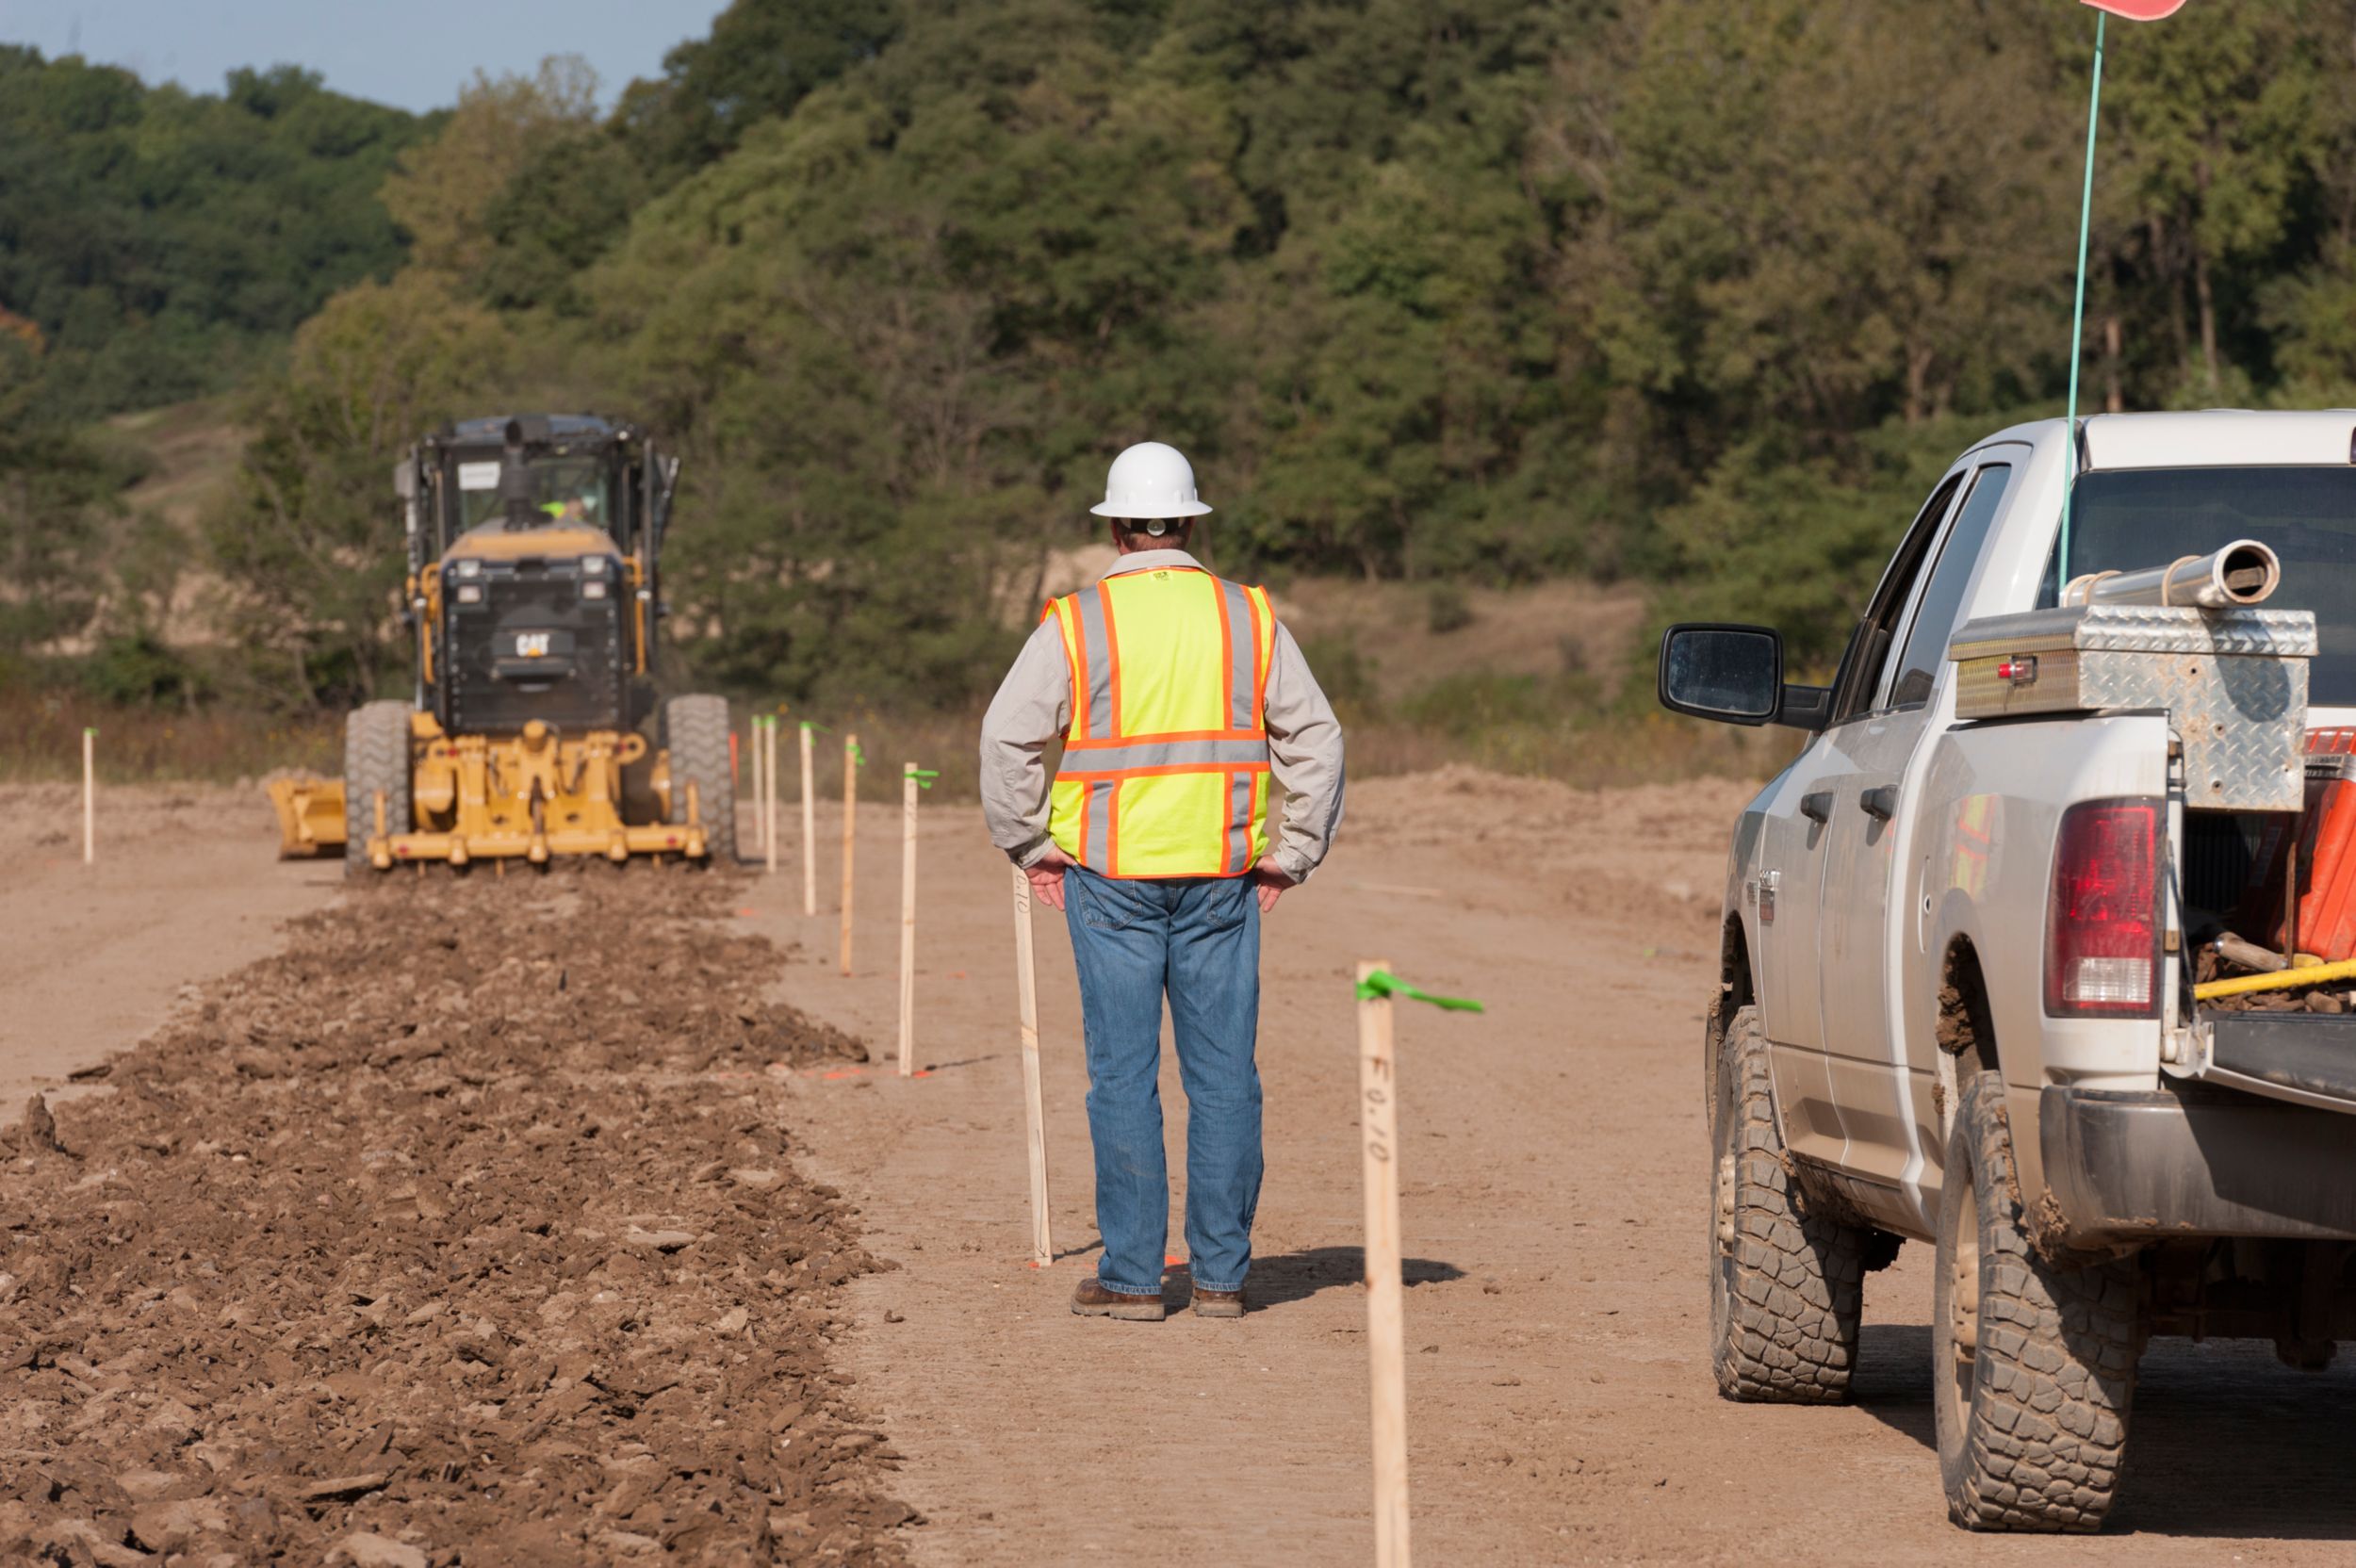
1947, 605, 2315, 810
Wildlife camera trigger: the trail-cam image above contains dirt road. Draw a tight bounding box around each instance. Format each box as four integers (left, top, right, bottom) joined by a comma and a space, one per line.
748, 768, 2356, 1564
5, 773, 2352, 1562
0, 785, 339, 1111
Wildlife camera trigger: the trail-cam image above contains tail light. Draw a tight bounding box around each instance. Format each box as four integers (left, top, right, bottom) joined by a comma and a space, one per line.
2044, 799, 2161, 1018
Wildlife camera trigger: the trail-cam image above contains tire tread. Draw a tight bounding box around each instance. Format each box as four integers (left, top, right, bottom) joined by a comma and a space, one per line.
1711, 1005, 1866, 1403
1942, 1071, 2139, 1532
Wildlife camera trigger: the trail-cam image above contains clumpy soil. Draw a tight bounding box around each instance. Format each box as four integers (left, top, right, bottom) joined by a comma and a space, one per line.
0, 868, 911, 1566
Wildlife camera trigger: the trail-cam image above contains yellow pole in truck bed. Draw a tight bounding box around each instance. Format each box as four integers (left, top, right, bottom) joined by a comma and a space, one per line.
2193, 957, 2356, 1003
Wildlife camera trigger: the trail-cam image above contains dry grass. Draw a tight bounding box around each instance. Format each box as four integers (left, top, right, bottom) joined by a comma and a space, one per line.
0, 691, 1777, 800
3, 570, 1778, 794
0, 690, 339, 785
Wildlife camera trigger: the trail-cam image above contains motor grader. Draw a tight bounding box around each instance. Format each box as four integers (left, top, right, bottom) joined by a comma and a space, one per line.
268, 414, 734, 874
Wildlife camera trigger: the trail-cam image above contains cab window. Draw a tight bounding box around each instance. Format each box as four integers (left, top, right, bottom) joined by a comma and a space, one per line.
454, 456, 612, 532
1886, 464, 2013, 710
1827, 470, 1967, 725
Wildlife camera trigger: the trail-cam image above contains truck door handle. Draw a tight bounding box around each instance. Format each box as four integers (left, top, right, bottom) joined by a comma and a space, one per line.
1801, 791, 1834, 824
1860, 785, 1899, 821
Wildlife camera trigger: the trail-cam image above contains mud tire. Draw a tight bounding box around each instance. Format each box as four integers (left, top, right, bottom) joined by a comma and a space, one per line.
1709, 1004, 1866, 1402
1934, 1070, 2141, 1532
342, 700, 413, 878
662, 694, 735, 865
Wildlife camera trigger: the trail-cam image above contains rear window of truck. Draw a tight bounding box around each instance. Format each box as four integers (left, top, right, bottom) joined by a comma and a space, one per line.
2053, 466, 2356, 706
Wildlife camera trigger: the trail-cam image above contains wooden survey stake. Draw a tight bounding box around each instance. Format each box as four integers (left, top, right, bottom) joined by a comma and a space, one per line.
1013, 863, 1053, 1266
1356, 958, 1411, 1568
897, 762, 918, 1076
839, 733, 858, 975
764, 716, 780, 875
82, 727, 95, 866
748, 720, 766, 861
799, 722, 818, 917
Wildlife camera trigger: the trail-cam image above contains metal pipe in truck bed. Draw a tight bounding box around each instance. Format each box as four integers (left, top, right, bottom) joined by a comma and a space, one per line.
2061, 537, 2281, 610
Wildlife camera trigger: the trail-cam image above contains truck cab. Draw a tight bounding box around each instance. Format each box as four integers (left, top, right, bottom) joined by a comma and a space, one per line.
399, 413, 679, 737
1661, 410, 2356, 1532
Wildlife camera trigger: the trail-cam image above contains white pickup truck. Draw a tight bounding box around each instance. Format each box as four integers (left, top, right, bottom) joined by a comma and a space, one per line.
1659, 410, 2356, 1533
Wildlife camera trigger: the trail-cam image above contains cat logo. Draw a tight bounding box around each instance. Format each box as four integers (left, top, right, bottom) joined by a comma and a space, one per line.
516, 631, 551, 659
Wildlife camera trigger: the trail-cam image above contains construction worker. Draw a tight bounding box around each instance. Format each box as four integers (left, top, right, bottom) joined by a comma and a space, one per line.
979, 440, 1346, 1321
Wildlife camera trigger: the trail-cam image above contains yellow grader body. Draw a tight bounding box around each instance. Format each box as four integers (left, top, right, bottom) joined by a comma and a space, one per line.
271, 713, 712, 867
267, 413, 733, 874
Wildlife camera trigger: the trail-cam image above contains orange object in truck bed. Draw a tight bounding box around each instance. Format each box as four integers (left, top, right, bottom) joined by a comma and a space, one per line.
2259, 729, 2356, 962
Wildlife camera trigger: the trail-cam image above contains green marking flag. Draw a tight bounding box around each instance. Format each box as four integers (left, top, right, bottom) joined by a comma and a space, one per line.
906, 767, 941, 790
1353, 969, 1484, 1013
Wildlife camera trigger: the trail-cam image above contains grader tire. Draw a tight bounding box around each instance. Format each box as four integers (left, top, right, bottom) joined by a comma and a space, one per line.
343, 700, 413, 878
1709, 1004, 1867, 1402
1934, 1070, 2141, 1532
663, 694, 735, 864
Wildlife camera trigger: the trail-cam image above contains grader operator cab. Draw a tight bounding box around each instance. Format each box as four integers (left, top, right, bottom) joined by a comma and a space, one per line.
268, 414, 734, 874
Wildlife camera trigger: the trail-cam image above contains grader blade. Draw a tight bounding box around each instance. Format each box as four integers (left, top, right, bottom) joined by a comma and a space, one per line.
264, 774, 349, 859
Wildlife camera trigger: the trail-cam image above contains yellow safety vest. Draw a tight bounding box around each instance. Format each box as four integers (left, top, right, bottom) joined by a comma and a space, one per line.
1044, 565, 1275, 879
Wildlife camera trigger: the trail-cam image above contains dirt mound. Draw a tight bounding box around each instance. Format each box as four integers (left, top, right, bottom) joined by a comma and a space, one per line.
0, 869, 910, 1565
1345, 765, 1759, 934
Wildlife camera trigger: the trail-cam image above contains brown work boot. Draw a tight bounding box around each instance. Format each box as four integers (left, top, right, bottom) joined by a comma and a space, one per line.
1191, 1285, 1245, 1319
1071, 1276, 1165, 1321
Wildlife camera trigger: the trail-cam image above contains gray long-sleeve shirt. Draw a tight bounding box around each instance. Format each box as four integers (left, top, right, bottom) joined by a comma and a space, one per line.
978, 548, 1346, 882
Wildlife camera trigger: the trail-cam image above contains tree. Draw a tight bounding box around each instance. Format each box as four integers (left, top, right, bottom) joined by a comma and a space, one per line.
614, 0, 901, 175
0, 47, 425, 417
0, 336, 124, 658
206, 275, 509, 707
2092, 3, 2326, 400
1580, 0, 2075, 488
381, 57, 601, 281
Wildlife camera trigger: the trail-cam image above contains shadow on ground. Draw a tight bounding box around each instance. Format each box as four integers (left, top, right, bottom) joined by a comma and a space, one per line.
1851, 1321, 2356, 1540
1244, 1247, 1465, 1309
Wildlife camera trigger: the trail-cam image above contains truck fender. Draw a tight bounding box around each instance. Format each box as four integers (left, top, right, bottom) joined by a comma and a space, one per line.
1915, 712, 2172, 1202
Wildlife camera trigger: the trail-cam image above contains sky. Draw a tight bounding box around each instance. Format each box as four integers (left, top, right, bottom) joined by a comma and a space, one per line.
0, 0, 729, 113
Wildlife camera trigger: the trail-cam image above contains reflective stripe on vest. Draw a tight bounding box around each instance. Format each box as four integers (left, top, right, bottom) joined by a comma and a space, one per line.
1044, 567, 1274, 878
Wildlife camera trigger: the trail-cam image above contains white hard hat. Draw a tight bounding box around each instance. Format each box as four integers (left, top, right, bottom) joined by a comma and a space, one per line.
1090, 441, 1214, 519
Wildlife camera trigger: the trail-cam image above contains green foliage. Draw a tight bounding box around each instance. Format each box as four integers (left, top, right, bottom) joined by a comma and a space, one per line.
205, 275, 511, 708
1293, 633, 1377, 714
44, 0, 2356, 726
382, 57, 604, 284
0, 336, 128, 655
614, 0, 903, 175
1425, 582, 1473, 635
82, 631, 207, 707
0, 48, 427, 417
1650, 413, 2011, 678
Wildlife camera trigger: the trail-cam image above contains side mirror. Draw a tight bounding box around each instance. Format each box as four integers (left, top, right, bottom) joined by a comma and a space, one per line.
1659, 623, 1786, 727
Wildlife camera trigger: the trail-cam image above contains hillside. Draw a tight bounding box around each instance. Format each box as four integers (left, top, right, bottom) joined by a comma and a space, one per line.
16, 1, 2356, 752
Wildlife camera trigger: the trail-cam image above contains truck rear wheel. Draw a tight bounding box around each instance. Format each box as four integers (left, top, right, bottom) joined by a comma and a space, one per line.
662, 694, 735, 864
1709, 1004, 1867, 1401
1934, 1070, 2141, 1531
343, 700, 413, 878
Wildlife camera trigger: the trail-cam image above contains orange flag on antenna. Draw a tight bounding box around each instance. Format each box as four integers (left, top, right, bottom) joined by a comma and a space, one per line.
2082, 0, 2188, 18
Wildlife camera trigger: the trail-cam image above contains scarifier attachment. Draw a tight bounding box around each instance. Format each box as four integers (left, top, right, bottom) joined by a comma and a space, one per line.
363, 718, 704, 869
265, 775, 350, 858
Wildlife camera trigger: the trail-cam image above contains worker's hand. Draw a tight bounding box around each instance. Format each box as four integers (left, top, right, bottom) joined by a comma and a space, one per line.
1252, 861, 1297, 913
1026, 846, 1074, 911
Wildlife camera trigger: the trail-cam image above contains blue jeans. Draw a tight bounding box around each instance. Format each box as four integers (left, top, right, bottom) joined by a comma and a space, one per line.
1063, 865, 1264, 1297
